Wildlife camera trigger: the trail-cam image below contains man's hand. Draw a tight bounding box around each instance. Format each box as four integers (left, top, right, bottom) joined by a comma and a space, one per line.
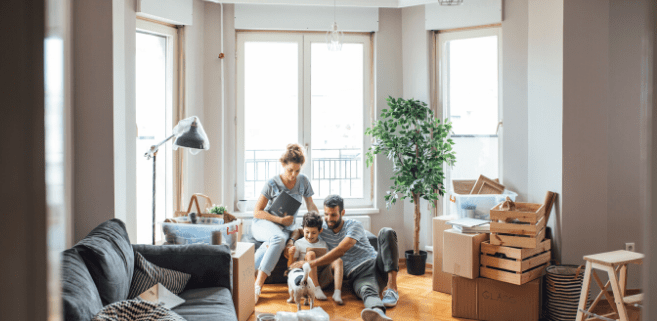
280, 215, 295, 226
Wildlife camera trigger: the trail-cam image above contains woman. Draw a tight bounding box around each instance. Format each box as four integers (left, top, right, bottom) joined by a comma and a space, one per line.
252, 143, 318, 303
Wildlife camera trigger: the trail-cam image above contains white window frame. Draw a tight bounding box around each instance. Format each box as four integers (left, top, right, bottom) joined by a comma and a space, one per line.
135, 19, 178, 243
436, 27, 503, 220
236, 31, 374, 213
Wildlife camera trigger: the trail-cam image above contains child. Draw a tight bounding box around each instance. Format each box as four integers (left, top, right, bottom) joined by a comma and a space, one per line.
290, 211, 344, 304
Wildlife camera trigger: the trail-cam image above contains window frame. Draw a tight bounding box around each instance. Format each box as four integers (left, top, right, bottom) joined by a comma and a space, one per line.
235, 31, 374, 212
135, 19, 179, 243
436, 26, 503, 218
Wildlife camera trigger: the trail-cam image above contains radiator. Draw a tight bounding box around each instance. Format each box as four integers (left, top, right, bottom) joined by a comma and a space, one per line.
243, 215, 372, 236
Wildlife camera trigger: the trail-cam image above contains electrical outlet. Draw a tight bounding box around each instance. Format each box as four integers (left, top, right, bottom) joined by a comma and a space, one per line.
625, 242, 635, 252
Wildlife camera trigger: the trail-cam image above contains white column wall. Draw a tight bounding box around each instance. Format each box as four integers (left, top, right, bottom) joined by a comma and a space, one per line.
401, 4, 433, 260
501, 0, 528, 202
182, 0, 207, 203
373, 8, 406, 257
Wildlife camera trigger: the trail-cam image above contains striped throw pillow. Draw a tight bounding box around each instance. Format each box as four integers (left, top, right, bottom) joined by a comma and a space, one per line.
127, 252, 191, 299
92, 298, 185, 321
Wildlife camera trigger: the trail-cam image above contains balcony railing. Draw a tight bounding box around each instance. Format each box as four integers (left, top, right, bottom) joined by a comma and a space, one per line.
245, 148, 362, 199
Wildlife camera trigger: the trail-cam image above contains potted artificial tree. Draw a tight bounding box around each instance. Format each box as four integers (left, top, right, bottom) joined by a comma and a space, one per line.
365, 97, 456, 275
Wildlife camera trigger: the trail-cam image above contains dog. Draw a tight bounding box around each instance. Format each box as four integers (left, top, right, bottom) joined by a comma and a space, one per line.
285, 262, 316, 311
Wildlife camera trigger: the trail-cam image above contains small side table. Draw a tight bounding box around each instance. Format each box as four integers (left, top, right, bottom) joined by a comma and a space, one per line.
575, 250, 644, 321
232, 242, 255, 321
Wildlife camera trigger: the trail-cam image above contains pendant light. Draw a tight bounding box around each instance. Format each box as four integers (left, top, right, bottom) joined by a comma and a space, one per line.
326, 0, 343, 51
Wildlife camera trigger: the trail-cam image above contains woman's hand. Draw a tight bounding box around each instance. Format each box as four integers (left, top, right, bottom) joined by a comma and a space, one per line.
280, 215, 295, 226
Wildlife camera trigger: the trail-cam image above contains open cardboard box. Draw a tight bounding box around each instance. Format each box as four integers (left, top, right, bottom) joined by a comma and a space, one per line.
433, 216, 456, 294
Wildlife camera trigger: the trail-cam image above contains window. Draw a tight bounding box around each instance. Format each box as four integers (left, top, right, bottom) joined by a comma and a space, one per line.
236, 32, 372, 210
437, 27, 502, 216
135, 20, 178, 244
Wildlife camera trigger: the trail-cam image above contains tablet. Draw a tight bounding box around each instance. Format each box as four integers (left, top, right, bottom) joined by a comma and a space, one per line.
306, 247, 328, 258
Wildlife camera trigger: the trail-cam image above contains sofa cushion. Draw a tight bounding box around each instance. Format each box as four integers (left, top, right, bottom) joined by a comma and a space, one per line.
173, 287, 237, 321
91, 298, 185, 321
128, 251, 191, 299
132, 244, 232, 291
74, 219, 134, 305
61, 248, 104, 321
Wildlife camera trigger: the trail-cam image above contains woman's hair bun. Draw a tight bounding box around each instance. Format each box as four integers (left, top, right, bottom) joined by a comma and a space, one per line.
280, 143, 305, 165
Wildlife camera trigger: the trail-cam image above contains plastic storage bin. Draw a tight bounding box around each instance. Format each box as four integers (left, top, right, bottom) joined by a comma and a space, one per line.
162, 216, 241, 247
449, 189, 518, 220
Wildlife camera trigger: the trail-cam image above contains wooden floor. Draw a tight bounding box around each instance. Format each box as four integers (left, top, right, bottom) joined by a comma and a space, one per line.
248, 267, 474, 321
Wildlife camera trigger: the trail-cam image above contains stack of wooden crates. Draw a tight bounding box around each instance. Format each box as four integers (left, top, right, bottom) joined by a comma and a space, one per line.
480, 201, 552, 285
441, 185, 557, 321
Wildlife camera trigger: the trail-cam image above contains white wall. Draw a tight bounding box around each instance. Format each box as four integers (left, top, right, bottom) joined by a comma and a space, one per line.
73, 0, 117, 241
401, 4, 434, 260
501, 0, 528, 203
607, 0, 650, 289
182, 0, 207, 204
561, 0, 609, 271
373, 8, 405, 257
424, 0, 502, 30
138, 0, 193, 25
645, 0, 657, 314
202, 2, 237, 209
113, 0, 138, 242
527, 0, 563, 262
234, 4, 378, 32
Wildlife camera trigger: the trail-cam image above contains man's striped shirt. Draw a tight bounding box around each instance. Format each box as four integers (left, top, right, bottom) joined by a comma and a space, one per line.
320, 219, 377, 276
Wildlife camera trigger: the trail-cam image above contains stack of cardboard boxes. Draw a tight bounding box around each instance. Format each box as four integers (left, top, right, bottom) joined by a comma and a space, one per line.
432, 201, 549, 321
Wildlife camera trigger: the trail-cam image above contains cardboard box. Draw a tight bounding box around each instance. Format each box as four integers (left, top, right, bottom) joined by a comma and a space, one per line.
451, 275, 478, 320
451, 276, 542, 321
479, 277, 541, 321
443, 228, 489, 279
232, 242, 255, 321
433, 216, 456, 294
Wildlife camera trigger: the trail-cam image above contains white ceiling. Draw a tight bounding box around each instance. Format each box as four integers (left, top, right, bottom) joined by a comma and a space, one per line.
203, 0, 438, 8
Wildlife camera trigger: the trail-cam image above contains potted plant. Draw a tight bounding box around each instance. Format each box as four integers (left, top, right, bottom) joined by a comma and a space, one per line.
365, 96, 456, 275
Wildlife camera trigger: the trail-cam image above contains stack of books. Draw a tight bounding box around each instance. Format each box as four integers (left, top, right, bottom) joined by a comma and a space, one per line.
446, 217, 491, 233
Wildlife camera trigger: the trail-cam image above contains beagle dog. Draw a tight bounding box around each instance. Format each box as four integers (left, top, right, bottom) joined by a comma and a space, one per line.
285, 262, 316, 311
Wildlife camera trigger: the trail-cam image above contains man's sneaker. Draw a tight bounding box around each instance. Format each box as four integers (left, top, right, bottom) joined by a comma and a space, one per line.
381, 289, 399, 307
361, 307, 393, 321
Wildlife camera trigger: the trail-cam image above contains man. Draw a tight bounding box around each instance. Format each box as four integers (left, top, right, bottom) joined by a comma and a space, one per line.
289, 194, 399, 321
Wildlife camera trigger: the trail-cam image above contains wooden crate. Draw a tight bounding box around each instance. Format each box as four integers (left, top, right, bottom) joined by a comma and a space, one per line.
490, 202, 546, 249
480, 239, 551, 285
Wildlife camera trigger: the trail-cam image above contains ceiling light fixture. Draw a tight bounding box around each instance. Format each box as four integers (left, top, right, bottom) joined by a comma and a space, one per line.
326, 0, 343, 51
439, 0, 463, 5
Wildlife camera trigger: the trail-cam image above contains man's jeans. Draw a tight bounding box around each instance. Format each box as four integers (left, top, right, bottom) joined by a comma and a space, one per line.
348, 227, 399, 312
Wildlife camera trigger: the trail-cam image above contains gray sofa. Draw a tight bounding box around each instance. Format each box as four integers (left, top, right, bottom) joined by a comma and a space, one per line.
61, 219, 237, 321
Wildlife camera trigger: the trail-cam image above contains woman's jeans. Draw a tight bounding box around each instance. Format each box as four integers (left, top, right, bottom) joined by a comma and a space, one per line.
252, 219, 291, 276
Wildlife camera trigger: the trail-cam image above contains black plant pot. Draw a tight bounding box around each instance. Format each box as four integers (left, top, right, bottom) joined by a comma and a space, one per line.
405, 250, 428, 275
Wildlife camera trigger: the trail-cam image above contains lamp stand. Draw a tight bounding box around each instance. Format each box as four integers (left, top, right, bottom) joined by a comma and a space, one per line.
146, 133, 175, 245
151, 151, 157, 245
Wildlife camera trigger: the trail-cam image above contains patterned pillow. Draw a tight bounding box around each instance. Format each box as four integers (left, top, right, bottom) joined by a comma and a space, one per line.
91, 299, 185, 321
127, 252, 191, 299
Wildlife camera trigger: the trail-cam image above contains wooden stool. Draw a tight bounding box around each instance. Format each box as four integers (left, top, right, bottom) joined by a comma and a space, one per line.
575, 250, 644, 321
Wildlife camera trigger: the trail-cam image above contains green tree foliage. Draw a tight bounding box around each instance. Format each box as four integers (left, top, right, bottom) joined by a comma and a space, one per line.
366, 97, 456, 254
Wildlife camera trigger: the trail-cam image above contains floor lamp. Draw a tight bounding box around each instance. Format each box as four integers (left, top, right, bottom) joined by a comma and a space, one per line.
144, 116, 209, 244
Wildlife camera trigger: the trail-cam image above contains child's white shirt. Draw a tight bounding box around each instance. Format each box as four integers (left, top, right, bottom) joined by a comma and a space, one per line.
293, 237, 328, 260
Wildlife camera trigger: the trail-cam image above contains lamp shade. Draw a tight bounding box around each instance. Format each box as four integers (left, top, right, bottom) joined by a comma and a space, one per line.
172, 116, 210, 155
